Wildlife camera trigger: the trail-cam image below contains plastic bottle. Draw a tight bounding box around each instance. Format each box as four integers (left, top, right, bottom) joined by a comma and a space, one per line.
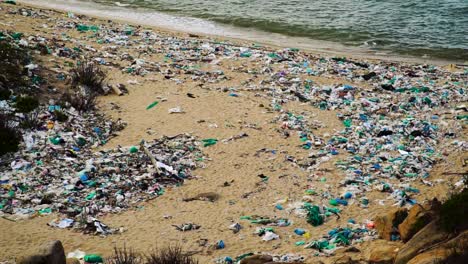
84, 254, 103, 263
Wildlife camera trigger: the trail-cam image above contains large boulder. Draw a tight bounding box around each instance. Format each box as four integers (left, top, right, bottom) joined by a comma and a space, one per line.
407, 230, 468, 264
19, 240, 66, 264
374, 208, 408, 240
394, 221, 451, 264
398, 204, 432, 242
368, 240, 400, 264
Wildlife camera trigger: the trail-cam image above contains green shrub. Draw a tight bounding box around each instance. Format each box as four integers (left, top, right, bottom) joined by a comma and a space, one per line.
54, 110, 68, 122
20, 110, 41, 129
0, 88, 11, 100
435, 248, 468, 264
439, 188, 468, 232
15, 96, 39, 113
0, 112, 21, 155
0, 40, 30, 92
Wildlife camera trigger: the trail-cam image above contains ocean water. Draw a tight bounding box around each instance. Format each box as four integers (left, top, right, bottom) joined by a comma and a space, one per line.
22, 0, 468, 61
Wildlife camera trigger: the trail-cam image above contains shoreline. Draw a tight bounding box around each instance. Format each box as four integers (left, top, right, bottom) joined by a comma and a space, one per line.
17, 0, 459, 66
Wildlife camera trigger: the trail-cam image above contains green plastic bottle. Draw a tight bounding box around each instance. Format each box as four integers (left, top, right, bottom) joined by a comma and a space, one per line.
84, 254, 103, 263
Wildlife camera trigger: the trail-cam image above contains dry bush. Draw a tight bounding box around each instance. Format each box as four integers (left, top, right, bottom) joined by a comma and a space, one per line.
60, 86, 98, 112
71, 61, 107, 94
145, 245, 199, 264
106, 245, 142, 264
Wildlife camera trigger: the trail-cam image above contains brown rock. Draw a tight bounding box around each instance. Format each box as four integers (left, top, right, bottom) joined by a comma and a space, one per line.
406, 247, 450, 264
19, 255, 47, 264
374, 208, 408, 240
368, 240, 400, 264
335, 246, 361, 255
407, 230, 468, 264
240, 255, 273, 264
394, 221, 451, 264
333, 255, 359, 264
19, 240, 66, 264
398, 204, 432, 242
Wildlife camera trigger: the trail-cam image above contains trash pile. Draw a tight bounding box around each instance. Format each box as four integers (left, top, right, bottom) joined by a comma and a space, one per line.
0, 109, 204, 233
215, 252, 305, 264
304, 226, 374, 254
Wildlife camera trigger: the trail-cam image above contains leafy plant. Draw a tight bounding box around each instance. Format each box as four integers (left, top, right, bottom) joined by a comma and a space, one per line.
0, 88, 11, 100
439, 188, 468, 232
0, 40, 30, 92
15, 96, 39, 113
435, 247, 468, 264
0, 111, 21, 155
20, 110, 41, 129
54, 110, 68, 122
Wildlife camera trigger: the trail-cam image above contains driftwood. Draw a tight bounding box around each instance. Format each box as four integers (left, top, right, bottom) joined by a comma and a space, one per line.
140, 142, 161, 174
111, 84, 123, 96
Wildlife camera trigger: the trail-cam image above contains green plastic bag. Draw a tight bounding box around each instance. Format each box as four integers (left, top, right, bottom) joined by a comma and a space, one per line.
304, 204, 324, 226
202, 138, 218, 147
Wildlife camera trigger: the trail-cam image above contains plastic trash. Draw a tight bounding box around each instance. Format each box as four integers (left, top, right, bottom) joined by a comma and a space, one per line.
202, 138, 218, 147
294, 228, 306, 236
229, 223, 242, 233
84, 254, 103, 263
262, 231, 280, 241
146, 101, 159, 110
216, 240, 225, 249
67, 249, 86, 259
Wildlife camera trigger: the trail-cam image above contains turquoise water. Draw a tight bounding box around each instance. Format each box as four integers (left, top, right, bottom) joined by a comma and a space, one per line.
39, 0, 468, 60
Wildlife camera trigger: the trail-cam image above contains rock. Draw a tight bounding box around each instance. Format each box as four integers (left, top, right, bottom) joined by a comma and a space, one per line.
19, 255, 47, 264
38, 240, 66, 264
333, 255, 358, 264
406, 230, 468, 264
345, 246, 361, 253
406, 247, 450, 264
335, 246, 361, 255
394, 221, 451, 264
19, 240, 66, 264
183, 192, 220, 202
398, 204, 432, 242
368, 240, 400, 264
240, 255, 273, 264
374, 208, 408, 240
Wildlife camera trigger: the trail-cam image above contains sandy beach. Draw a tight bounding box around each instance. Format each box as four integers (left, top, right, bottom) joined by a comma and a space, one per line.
0, 1, 466, 264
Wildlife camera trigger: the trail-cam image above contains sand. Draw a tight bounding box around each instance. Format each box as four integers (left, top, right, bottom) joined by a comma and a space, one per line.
0, 2, 466, 263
